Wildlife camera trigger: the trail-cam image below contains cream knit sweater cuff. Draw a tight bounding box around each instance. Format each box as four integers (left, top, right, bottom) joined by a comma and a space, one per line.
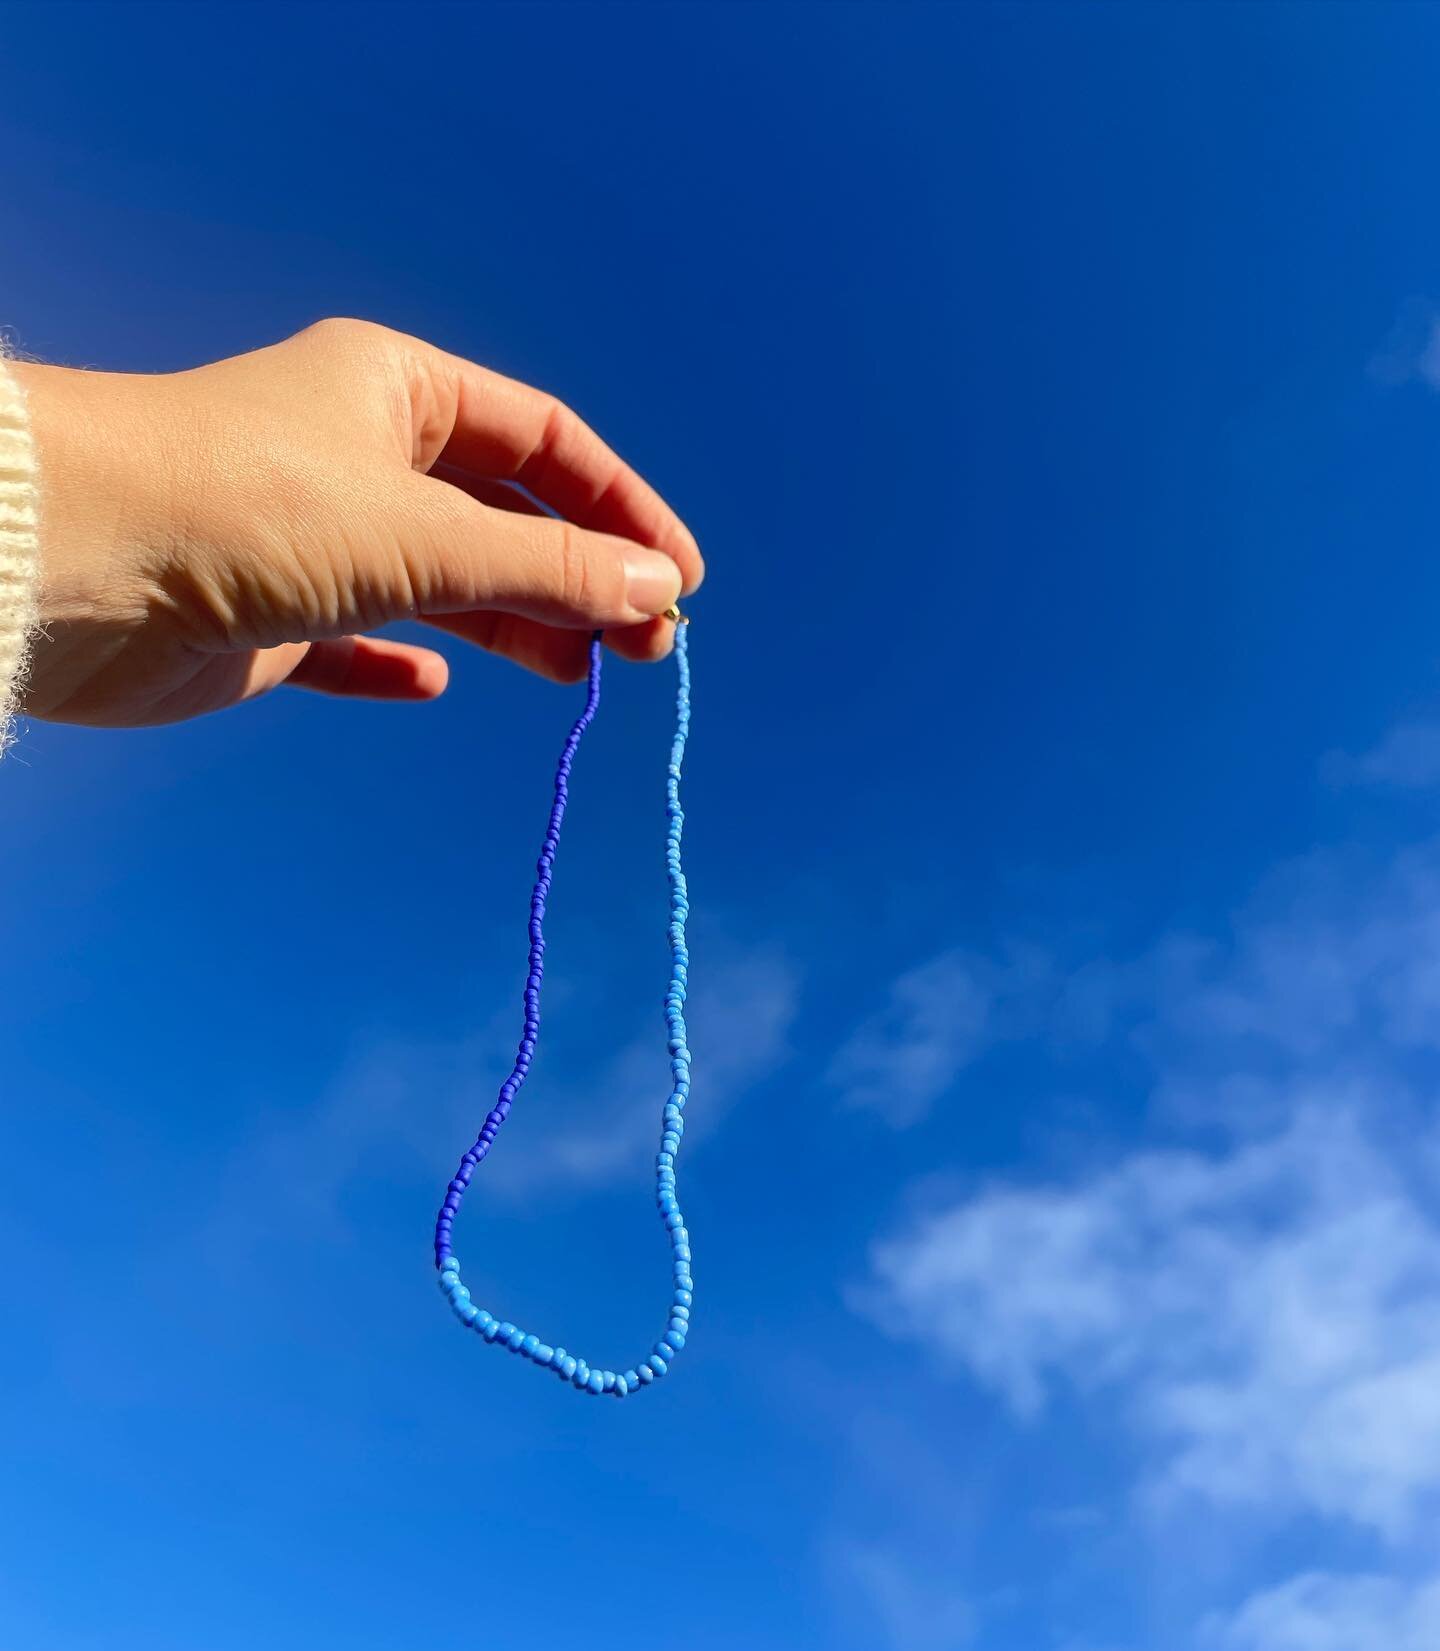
0, 354, 39, 754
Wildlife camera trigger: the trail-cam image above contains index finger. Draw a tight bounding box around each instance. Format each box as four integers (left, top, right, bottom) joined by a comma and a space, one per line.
416, 348, 704, 595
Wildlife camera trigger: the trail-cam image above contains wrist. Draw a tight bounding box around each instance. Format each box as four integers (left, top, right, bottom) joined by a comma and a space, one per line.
8, 362, 176, 717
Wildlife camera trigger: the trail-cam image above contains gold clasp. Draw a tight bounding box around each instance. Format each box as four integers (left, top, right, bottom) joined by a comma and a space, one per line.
663, 604, 689, 625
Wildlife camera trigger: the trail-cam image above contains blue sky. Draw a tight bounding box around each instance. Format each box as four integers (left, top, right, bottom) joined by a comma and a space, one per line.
6, 3, 1440, 1647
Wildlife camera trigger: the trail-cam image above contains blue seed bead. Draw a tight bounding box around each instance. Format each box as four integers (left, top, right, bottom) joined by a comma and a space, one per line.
671, 1305, 690, 1322
483, 1319, 504, 1343
637, 1364, 655, 1384
674, 1289, 693, 1307
647, 1354, 668, 1376
664, 1329, 686, 1350
559, 1355, 578, 1380
521, 1334, 540, 1357
615, 1375, 629, 1397
587, 1370, 606, 1395
533, 1343, 554, 1367
573, 1362, 590, 1388
507, 1327, 526, 1352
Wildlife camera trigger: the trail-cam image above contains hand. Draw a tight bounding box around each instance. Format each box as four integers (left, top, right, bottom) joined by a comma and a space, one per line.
11, 318, 704, 727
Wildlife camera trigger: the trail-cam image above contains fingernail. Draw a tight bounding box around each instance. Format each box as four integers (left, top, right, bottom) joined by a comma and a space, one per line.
624, 549, 683, 616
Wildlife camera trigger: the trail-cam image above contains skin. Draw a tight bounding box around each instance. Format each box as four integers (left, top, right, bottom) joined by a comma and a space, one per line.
11, 317, 704, 727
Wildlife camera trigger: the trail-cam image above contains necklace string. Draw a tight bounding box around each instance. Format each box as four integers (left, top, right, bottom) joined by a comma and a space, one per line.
432, 622, 694, 1398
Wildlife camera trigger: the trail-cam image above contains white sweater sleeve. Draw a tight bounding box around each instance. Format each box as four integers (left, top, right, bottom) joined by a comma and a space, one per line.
0, 354, 39, 754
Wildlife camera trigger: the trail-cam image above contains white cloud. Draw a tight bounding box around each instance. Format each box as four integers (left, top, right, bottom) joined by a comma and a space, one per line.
857, 1103, 1440, 1536
1206, 1570, 1440, 1651
827, 947, 1053, 1127
1367, 298, 1440, 390
203, 942, 798, 1258
1325, 721, 1440, 790
854, 834, 1440, 1541
829, 1540, 974, 1651
496, 945, 798, 1192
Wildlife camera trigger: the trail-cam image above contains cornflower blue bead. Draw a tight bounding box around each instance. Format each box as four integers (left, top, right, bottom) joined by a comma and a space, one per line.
429, 627, 697, 1398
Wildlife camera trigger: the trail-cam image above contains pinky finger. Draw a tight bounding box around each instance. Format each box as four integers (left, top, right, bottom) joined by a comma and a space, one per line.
284, 636, 450, 700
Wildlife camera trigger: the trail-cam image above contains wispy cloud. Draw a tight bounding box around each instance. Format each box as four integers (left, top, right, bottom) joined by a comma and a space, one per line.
826, 1540, 975, 1651
826, 947, 1054, 1127
857, 1103, 1440, 1537
1205, 1570, 1440, 1651
203, 940, 799, 1259
1324, 721, 1440, 790
852, 792, 1440, 1638
495, 944, 799, 1193
1367, 297, 1440, 390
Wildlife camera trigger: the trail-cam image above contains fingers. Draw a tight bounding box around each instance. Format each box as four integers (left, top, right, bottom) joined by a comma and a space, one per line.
402, 473, 683, 630
423, 465, 682, 664
601, 615, 676, 666
416, 347, 704, 594
421, 611, 596, 683
282, 636, 450, 700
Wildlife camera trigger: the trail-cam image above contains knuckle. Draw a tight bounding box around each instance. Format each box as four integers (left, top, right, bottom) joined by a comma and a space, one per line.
298, 316, 392, 358
555, 521, 596, 612
534, 394, 579, 465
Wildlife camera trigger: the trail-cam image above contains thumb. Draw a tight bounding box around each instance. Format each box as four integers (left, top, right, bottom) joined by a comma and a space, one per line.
399, 471, 683, 629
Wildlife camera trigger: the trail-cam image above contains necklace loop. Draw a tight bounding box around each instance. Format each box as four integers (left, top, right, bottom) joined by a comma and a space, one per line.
432, 626, 695, 1397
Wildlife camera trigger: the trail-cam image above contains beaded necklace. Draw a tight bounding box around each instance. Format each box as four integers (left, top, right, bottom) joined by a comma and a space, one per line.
432, 613, 694, 1398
